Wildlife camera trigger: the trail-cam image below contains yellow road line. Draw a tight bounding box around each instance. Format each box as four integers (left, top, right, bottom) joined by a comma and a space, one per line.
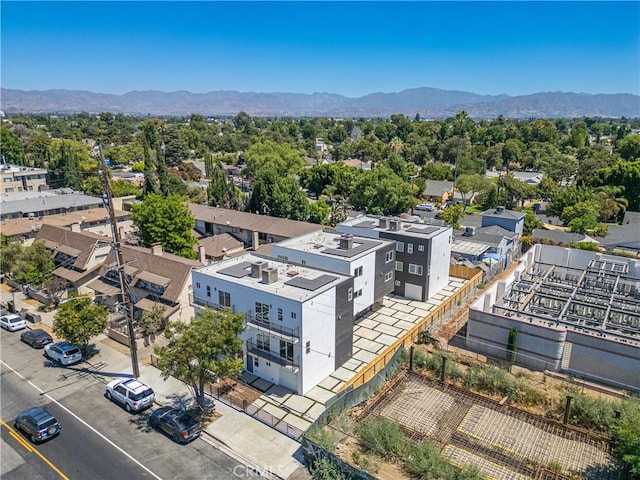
0, 419, 69, 480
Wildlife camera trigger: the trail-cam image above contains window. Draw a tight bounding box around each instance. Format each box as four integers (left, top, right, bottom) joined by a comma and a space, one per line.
418, 245, 424, 252
354, 266, 363, 277
407, 243, 414, 254
384, 272, 393, 282
355, 289, 363, 298
196, 282, 200, 289
255, 302, 270, 321
385, 250, 394, 263
301, 259, 306, 266
306, 341, 311, 354
256, 333, 270, 351
279, 340, 294, 361
347, 288, 353, 301
218, 291, 231, 308
409, 264, 423, 275
396, 242, 404, 253
206, 285, 211, 298
254, 356, 259, 367
395, 261, 403, 272
277, 308, 283, 321
395, 280, 401, 286
291, 312, 297, 319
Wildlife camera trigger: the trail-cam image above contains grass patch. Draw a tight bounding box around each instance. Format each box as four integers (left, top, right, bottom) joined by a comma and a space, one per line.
306, 425, 337, 454
357, 416, 407, 459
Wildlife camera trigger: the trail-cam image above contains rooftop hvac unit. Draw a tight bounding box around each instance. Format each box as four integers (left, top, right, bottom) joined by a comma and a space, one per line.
262, 267, 278, 284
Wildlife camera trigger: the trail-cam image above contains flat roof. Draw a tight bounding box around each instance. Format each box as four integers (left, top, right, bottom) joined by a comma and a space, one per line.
195, 253, 350, 303
340, 215, 451, 240
273, 230, 391, 260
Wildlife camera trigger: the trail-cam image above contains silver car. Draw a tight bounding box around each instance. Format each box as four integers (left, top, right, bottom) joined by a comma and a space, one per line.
1, 314, 27, 332
44, 342, 82, 365
106, 378, 155, 413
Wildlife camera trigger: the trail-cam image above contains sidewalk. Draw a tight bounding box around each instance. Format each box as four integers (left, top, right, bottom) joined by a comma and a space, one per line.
0, 286, 310, 480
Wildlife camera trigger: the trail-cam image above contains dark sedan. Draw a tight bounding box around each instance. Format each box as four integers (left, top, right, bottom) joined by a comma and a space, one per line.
148, 406, 202, 444
20, 328, 53, 349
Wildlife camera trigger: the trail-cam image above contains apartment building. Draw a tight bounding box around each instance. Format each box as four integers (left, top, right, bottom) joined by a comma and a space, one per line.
271, 230, 395, 317
337, 215, 452, 301
0, 164, 48, 194
192, 253, 353, 395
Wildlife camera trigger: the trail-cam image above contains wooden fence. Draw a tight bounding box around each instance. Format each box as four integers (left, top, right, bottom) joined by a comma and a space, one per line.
338, 265, 483, 392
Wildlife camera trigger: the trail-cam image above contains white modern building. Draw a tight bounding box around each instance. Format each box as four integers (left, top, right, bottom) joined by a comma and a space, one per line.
271, 230, 396, 317
192, 253, 354, 395
337, 216, 452, 302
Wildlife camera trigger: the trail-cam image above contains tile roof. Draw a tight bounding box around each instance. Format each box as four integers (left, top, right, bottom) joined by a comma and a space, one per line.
35, 224, 109, 270
189, 204, 322, 239
97, 245, 202, 305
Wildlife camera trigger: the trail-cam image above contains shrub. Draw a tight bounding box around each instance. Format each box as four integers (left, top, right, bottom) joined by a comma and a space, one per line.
351, 451, 379, 474
405, 441, 483, 480
310, 458, 348, 480
561, 390, 615, 432
306, 426, 337, 453
358, 416, 406, 459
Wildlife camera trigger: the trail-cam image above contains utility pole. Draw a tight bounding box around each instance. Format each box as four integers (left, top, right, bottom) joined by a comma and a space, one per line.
97, 146, 140, 378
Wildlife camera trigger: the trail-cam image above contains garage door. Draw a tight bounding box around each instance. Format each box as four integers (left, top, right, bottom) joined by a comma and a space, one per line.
404, 283, 423, 301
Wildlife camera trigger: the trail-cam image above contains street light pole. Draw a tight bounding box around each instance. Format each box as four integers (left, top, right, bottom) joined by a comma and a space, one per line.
97, 146, 140, 378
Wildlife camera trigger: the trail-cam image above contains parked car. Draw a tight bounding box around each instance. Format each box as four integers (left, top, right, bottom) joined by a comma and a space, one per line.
44, 341, 82, 365
148, 406, 202, 444
14, 407, 61, 444
1, 314, 27, 332
20, 329, 53, 349
105, 378, 155, 413
415, 203, 435, 212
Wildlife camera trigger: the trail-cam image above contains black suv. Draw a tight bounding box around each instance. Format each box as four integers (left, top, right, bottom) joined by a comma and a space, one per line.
15, 407, 62, 443
148, 406, 202, 444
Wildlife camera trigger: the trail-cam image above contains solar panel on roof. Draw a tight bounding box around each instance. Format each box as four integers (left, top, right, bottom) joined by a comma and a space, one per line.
218, 261, 253, 278
285, 274, 337, 291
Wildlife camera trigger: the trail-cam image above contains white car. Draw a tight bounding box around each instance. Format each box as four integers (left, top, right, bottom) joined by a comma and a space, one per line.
106, 378, 155, 413
0, 314, 27, 332
415, 203, 435, 212
44, 342, 83, 365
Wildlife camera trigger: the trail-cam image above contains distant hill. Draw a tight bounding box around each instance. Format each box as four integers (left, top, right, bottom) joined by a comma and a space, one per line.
1, 87, 638, 118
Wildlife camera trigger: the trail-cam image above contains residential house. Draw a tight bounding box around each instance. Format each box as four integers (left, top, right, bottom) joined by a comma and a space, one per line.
0, 190, 105, 221
271, 230, 395, 317
88, 244, 202, 323
481, 206, 525, 235
189, 204, 322, 249
485, 170, 544, 185
453, 225, 520, 268
192, 253, 353, 395
34, 224, 112, 293
0, 164, 48, 194
196, 233, 245, 263
0, 208, 132, 245
422, 180, 454, 204
336, 215, 452, 301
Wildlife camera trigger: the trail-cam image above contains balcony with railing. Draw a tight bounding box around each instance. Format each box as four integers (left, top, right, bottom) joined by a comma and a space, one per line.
192, 296, 235, 312
244, 313, 300, 342
246, 339, 299, 373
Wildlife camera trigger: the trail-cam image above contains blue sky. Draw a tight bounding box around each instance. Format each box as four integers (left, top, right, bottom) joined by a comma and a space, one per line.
2, 2, 639, 97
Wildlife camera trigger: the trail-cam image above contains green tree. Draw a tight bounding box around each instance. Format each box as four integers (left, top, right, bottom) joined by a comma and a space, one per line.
207, 161, 242, 209
0, 125, 26, 165
111, 179, 142, 197
131, 193, 198, 259
440, 204, 465, 229
154, 307, 245, 410
243, 140, 304, 178
53, 295, 109, 354
506, 328, 518, 364
11, 241, 54, 287
615, 135, 640, 161
592, 161, 640, 212
350, 165, 414, 216
0, 236, 24, 278
308, 200, 330, 224
523, 208, 543, 236
138, 304, 166, 345
612, 409, 640, 476
455, 174, 491, 208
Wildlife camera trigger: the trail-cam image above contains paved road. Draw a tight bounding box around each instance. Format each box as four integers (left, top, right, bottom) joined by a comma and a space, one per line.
1, 329, 245, 480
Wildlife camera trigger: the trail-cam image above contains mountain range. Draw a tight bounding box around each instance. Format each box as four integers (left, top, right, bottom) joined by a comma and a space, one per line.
1, 87, 638, 119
